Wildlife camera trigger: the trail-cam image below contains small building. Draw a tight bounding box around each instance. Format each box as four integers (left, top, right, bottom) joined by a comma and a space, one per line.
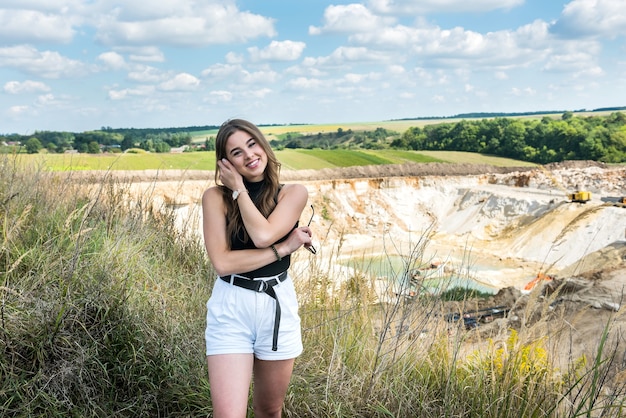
170, 145, 189, 153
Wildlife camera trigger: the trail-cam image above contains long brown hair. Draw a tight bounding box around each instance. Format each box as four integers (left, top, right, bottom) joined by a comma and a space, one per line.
214, 119, 281, 245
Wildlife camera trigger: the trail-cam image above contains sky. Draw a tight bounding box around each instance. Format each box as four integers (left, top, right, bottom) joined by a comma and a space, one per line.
1, 0, 625, 134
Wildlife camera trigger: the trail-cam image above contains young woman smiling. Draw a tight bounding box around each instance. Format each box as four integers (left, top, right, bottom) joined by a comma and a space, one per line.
202, 119, 314, 417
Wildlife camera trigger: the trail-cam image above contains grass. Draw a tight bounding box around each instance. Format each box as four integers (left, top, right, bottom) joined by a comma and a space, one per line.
274, 149, 337, 170
414, 151, 537, 167
291, 149, 394, 167
15, 151, 214, 172
1, 155, 623, 417
0, 157, 214, 416
13, 149, 532, 173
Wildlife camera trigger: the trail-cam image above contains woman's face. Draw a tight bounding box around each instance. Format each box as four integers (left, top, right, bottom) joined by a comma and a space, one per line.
225, 129, 268, 182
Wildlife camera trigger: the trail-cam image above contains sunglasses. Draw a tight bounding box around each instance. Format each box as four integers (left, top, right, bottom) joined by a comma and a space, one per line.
306, 204, 317, 255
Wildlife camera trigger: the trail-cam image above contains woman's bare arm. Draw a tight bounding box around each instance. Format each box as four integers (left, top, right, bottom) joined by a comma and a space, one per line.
202, 186, 312, 276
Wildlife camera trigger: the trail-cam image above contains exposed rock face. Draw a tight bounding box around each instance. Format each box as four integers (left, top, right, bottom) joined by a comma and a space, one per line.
118, 161, 625, 291
299, 163, 625, 286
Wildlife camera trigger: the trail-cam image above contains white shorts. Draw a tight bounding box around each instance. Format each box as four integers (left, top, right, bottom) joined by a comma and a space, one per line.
205, 273, 303, 360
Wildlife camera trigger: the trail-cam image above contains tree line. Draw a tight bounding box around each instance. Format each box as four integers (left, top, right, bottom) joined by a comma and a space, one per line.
2, 112, 625, 163
270, 111, 626, 164
1, 129, 203, 154
389, 112, 626, 163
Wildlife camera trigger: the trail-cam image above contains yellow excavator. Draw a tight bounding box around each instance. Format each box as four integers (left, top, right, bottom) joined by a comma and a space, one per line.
567, 190, 592, 203
539, 165, 591, 203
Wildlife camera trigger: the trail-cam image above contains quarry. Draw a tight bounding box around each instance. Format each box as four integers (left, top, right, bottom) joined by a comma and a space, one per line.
119, 160, 626, 364
125, 160, 625, 296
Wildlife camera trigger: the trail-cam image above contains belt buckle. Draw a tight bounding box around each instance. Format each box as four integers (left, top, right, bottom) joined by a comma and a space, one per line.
256, 280, 268, 293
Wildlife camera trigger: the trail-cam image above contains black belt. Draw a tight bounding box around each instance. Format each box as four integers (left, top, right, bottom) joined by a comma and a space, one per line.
219, 271, 288, 351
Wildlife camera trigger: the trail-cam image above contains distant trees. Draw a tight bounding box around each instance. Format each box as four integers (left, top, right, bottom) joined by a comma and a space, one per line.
24, 137, 42, 154
121, 134, 135, 151
396, 112, 626, 163
35, 131, 74, 153
1, 128, 199, 154
276, 127, 396, 150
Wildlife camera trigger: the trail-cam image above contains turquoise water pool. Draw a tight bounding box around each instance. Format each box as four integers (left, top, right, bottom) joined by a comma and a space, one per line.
340, 254, 498, 295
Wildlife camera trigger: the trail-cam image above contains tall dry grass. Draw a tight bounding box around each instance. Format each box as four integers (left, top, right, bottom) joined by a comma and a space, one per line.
1, 154, 625, 417
0, 156, 213, 416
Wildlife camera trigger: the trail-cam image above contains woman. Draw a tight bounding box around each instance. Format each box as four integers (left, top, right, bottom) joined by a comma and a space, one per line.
202, 119, 313, 417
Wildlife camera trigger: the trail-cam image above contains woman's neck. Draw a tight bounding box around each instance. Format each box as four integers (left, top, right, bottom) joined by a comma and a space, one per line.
244, 177, 265, 200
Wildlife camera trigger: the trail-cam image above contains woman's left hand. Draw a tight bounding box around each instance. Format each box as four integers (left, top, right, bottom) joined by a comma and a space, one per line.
282, 226, 313, 254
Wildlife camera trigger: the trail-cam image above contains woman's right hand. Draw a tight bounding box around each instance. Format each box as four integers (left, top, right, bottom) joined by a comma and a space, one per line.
217, 158, 244, 191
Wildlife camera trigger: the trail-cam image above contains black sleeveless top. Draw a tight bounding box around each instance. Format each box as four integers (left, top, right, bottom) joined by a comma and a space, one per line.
229, 178, 295, 278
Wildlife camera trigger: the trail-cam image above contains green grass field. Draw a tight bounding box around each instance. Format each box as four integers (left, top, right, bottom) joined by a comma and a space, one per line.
16, 151, 214, 172
16, 149, 534, 171
15, 148, 535, 172
277, 149, 394, 169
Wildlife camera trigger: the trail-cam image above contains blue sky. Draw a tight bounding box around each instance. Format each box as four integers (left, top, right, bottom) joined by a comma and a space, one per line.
1, 0, 625, 134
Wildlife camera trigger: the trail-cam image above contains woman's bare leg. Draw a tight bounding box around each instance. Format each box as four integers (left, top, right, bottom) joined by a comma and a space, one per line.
252, 358, 295, 418
207, 354, 254, 418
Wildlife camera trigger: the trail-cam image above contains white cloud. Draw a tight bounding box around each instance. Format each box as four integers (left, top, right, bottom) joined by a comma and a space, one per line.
573, 66, 605, 79
35, 93, 60, 106
247, 88, 272, 99
495, 71, 508, 80
511, 87, 537, 96
367, 0, 524, 14
206, 90, 233, 103
0, 10, 77, 44
388, 64, 405, 75
108, 85, 154, 100
240, 70, 279, 85
551, 0, 626, 39
1, 0, 82, 12
309, 4, 394, 35
286, 77, 325, 90
108, 90, 127, 100
431, 95, 445, 103
350, 24, 420, 48
4, 80, 50, 94
303, 46, 392, 68
311, 16, 553, 71
225, 52, 244, 64
158, 73, 200, 91
127, 66, 167, 83
94, 2, 276, 47
201, 63, 242, 79
0, 45, 90, 79
344, 73, 367, 84
8, 105, 31, 116
95, 0, 191, 21
248, 40, 306, 62
113, 47, 165, 63
98, 51, 127, 70
543, 41, 601, 72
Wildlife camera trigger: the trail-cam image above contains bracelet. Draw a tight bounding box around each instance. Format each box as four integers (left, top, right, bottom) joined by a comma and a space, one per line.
270, 245, 282, 261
